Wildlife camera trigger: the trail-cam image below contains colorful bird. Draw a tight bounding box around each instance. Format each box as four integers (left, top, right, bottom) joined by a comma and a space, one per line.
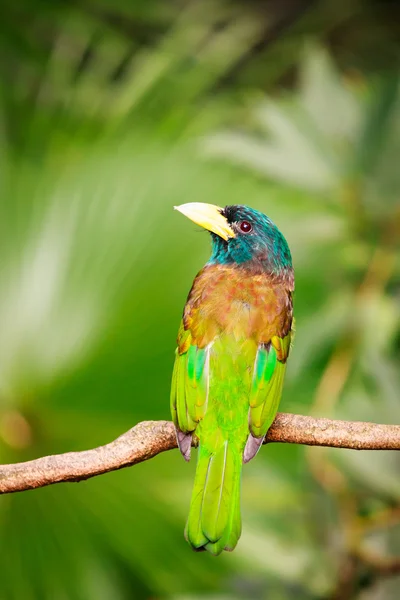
171, 203, 294, 555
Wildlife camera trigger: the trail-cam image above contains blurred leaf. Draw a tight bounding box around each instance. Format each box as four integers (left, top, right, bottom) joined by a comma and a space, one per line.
300, 45, 361, 145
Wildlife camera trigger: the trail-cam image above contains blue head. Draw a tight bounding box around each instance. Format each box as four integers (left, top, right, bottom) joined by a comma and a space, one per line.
175, 202, 292, 275
209, 205, 292, 274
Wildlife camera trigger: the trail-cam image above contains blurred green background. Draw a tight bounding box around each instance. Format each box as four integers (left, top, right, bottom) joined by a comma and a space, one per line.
0, 0, 399, 598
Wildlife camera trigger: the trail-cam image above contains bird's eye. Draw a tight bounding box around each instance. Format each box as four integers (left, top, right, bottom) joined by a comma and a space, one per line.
239, 220, 252, 233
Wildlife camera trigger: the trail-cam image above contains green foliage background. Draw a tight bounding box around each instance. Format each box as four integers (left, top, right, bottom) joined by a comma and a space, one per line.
0, 1, 399, 598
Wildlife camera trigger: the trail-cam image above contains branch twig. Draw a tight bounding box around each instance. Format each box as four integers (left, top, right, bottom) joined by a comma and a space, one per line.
0, 413, 399, 495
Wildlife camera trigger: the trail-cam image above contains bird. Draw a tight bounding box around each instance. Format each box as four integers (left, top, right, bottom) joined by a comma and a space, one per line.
170, 202, 294, 556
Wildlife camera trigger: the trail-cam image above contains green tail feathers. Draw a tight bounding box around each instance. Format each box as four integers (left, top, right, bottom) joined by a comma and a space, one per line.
185, 441, 242, 556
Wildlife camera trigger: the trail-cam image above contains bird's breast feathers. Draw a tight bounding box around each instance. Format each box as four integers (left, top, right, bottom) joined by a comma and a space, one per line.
179, 264, 293, 350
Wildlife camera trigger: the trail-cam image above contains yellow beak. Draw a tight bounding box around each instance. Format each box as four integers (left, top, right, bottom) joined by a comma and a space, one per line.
174, 203, 235, 241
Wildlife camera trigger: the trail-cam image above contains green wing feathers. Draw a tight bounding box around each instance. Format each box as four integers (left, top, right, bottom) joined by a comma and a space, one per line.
185, 441, 242, 556
244, 333, 291, 463
170, 350, 196, 430
186, 345, 209, 423
170, 322, 210, 460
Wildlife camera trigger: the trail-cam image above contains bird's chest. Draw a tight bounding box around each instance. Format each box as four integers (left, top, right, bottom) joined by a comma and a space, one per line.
184, 266, 290, 346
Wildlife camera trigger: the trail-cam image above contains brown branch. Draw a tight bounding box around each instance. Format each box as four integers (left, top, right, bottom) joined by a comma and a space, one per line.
356, 548, 400, 576
0, 413, 399, 495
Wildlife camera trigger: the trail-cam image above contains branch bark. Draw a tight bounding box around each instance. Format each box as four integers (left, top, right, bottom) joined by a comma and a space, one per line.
0, 413, 399, 495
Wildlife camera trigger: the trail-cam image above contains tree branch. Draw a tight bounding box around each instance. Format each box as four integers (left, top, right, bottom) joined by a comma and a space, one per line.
0, 413, 399, 495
